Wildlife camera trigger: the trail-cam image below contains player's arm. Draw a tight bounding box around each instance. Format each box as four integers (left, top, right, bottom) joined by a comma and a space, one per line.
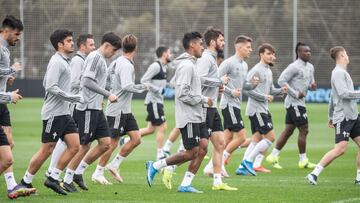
140, 62, 162, 93
197, 57, 223, 87
333, 72, 360, 100
308, 65, 317, 91
243, 69, 268, 101
270, 84, 284, 96
278, 66, 300, 98
328, 93, 334, 128
70, 57, 83, 92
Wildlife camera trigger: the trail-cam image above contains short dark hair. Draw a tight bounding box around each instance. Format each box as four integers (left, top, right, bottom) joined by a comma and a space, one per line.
2, 15, 23, 31
234, 35, 252, 44
295, 42, 308, 59
156, 46, 169, 58
330, 46, 345, 61
258, 43, 275, 55
101, 32, 122, 50
77, 34, 93, 48
182, 31, 202, 50
50, 29, 73, 51
203, 26, 223, 47
122, 34, 138, 53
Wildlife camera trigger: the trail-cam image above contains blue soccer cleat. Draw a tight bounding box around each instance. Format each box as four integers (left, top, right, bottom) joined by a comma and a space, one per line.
177, 185, 203, 193
146, 161, 158, 187
241, 160, 257, 176
235, 167, 249, 176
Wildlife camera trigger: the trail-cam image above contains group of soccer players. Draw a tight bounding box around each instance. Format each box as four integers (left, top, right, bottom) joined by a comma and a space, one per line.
0, 15, 360, 199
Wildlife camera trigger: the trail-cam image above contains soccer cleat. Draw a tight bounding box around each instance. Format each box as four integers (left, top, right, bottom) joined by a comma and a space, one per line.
162, 167, 173, 189
7, 185, 36, 199
177, 185, 203, 193
235, 167, 249, 176
146, 161, 158, 187
45, 170, 51, 178
203, 165, 214, 177
44, 177, 67, 195
18, 179, 37, 195
298, 159, 316, 169
73, 174, 88, 190
221, 165, 230, 178
307, 173, 318, 185
212, 183, 238, 191
241, 160, 257, 176
254, 166, 271, 173
106, 165, 124, 183
266, 154, 283, 169
60, 181, 78, 192
355, 180, 360, 185
91, 175, 112, 185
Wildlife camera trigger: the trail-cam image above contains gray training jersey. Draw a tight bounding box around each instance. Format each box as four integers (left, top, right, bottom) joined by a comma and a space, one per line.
328, 65, 360, 124
174, 52, 208, 128
141, 61, 167, 105
41, 52, 82, 120
278, 58, 315, 108
70, 51, 87, 95
0, 36, 16, 92
246, 62, 283, 116
76, 50, 108, 111
106, 56, 146, 116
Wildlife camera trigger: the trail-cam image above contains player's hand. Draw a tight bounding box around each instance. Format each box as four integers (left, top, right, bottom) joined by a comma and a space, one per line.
328, 120, 334, 128
310, 83, 317, 90
267, 95, 274, 102
108, 94, 118, 103
218, 85, 224, 94
207, 98, 213, 107
251, 75, 260, 87
10, 89, 23, 104
7, 76, 15, 86
298, 91, 305, 99
221, 75, 230, 85
232, 88, 241, 98
282, 85, 289, 93
11, 62, 22, 72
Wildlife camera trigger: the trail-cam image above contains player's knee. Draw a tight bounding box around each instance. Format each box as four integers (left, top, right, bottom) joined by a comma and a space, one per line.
1, 157, 13, 169
334, 146, 346, 156
299, 127, 309, 136
69, 144, 80, 154
132, 137, 141, 147
100, 142, 111, 152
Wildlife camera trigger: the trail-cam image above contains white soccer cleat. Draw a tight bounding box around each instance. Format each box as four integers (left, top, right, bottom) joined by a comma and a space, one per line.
105, 165, 124, 183
91, 175, 112, 185
203, 163, 214, 177
221, 165, 230, 178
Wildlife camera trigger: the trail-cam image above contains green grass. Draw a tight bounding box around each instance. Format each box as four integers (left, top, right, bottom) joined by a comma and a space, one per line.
1, 98, 359, 202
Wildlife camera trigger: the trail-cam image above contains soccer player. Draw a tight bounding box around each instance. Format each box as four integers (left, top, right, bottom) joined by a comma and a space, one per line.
19, 29, 83, 195
307, 46, 360, 185
0, 15, 36, 199
266, 42, 317, 169
146, 31, 213, 193
239, 43, 288, 176
139, 46, 172, 160
61, 32, 121, 191
46, 34, 95, 177
92, 34, 147, 183
196, 27, 237, 190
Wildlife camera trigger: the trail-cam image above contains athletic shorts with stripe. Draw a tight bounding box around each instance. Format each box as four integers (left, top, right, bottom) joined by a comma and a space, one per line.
180, 122, 208, 150
41, 115, 78, 143
74, 109, 110, 145
249, 112, 273, 135
107, 113, 139, 138
334, 116, 360, 144
204, 107, 223, 136
285, 105, 308, 127
221, 105, 244, 132
146, 103, 166, 126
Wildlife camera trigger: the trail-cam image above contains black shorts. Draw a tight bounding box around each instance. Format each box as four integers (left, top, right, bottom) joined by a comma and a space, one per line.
107, 113, 139, 138
249, 112, 274, 135
74, 109, 110, 145
0, 127, 9, 146
285, 105, 308, 127
180, 123, 207, 150
204, 108, 223, 136
41, 115, 78, 143
0, 104, 11, 126
146, 103, 166, 126
222, 105, 244, 132
335, 116, 360, 143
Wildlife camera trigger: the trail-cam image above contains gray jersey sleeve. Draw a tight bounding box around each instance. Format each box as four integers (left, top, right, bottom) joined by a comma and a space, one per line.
333, 72, 360, 99
121, 63, 147, 93
70, 57, 84, 92
278, 65, 299, 98
45, 63, 82, 103
82, 77, 111, 97
328, 93, 334, 121
246, 69, 268, 100
270, 84, 283, 96
141, 63, 161, 93
0, 92, 12, 103
177, 65, 207, 105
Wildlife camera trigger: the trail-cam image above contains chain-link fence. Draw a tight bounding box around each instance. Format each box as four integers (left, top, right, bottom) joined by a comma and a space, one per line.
2, 0, 360, 86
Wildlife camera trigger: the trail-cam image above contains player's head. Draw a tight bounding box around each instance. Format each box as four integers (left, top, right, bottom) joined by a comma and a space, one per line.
122, 34, 138, 55
203, 26, 224, 53
50, 29, 74, 54
234, 35, 253, 59
182, 31, 204, 58
1, 15, 24, 46
330, 46, 349, 65
77, 34, 95, 55
156, 46, 171, 63
216, 49, 224, 66
258, 43, 276, 66
296, 42, 311, 62
100, 32, 122, 58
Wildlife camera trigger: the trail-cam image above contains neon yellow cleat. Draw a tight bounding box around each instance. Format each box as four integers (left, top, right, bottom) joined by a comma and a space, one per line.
212, 183, 238, 191
298, 158, 316, 169
266, 154, 283, 169
162, 168, 173, 189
